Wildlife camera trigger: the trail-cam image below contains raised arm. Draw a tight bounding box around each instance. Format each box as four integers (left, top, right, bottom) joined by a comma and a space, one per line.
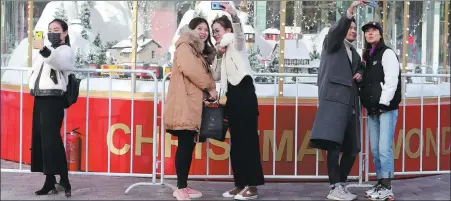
325, 1, 365, 52
175, 43, 215, 91
230, 14, 245, 51
40, 45, 74, 71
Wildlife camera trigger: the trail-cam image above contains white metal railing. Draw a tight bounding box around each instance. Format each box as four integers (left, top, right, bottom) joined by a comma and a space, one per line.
0, 67, 450, 194
0, 67, 163, 193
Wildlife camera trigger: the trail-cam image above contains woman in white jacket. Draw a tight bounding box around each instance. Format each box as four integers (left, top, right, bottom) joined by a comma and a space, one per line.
210, 3, 264, 200
29, 19, 74, 197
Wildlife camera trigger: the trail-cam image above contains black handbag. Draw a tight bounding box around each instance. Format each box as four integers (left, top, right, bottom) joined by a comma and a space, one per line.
198, 92, 229, 142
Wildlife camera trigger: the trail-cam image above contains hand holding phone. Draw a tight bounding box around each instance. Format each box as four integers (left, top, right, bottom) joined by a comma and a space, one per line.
33, 31, 44, 50
363, 1, 377, 8
211, 2, 225, 10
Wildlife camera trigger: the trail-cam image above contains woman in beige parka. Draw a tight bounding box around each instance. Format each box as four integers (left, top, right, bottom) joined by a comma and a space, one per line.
164, 17, 217, 201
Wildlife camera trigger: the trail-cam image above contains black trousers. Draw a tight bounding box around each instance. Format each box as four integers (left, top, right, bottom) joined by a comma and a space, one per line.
172, 130, 197, 189
226, 76, 265, 188
326, 114, 358, 185
30, 96, 69, 176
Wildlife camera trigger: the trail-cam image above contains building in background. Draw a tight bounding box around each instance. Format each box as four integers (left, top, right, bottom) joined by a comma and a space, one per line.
110, 34, 162, 65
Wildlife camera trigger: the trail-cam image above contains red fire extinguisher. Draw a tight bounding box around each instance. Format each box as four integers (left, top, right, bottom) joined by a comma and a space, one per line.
65, 127, 82, 172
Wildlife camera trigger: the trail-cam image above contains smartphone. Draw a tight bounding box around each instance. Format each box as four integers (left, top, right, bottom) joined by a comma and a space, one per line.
34, 31, 43, 40
211, 2, 226, 10
363, 1, 378, 8
33, 31, 43, 49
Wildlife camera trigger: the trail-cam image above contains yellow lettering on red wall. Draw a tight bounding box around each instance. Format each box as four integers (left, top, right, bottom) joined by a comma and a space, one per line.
442, 127, 450, 155
262, 130, 293, 162
298, 130, 324, 162
107, 123, 131, 156
392, 129, 403, 160
107, 125, 450, 160
426, 128, 437, 157
405, 128, 421, 158
209, 132, 231, 161
135, 125, 153, 156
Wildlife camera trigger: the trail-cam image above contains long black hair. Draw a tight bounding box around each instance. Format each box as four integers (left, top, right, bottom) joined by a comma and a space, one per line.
49, 19, 70, 46
188, 17, 214, 55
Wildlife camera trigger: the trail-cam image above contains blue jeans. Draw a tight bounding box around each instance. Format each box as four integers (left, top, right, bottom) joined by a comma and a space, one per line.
367, 109, 398, 179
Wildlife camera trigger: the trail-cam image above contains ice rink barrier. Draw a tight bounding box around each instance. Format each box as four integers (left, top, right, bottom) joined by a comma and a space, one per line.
1, 67, 450, 194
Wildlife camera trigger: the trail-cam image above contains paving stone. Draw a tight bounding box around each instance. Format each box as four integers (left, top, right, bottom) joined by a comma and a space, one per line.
1, 160, 449, 200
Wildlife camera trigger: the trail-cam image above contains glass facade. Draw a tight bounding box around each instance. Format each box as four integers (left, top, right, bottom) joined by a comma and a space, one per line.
0, 0, 449, 76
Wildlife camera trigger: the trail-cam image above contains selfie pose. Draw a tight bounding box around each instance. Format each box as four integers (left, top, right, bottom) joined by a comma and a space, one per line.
29, 19, 74, 197
210, 3, 264, 200
164, 17, 217, 201
309, 1, 368, 200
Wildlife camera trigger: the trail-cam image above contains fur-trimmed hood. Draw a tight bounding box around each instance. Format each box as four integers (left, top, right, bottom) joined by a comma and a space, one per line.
176, 25, 205, 53
175, 25, 216, 64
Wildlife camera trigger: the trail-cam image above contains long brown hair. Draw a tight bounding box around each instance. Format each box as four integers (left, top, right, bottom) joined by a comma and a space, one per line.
212, 15, 234, 33
188, 17, 215, 55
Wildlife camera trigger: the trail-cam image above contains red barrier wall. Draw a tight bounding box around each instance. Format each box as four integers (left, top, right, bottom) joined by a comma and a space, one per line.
1, 86, 450, 179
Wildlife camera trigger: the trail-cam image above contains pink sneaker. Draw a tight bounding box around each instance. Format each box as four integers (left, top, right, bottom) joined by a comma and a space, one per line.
185, 187, 203, 198
173, 188, 190, 200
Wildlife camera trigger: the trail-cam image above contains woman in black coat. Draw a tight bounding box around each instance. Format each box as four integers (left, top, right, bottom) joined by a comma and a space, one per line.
29, 19, 74, 197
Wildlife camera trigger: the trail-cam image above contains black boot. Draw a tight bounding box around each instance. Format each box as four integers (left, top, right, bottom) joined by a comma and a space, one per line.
35, 175, 57, 195
57, 172, 72, 197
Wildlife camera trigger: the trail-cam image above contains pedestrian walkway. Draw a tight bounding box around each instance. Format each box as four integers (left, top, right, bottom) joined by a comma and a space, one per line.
1, 160, 450, 200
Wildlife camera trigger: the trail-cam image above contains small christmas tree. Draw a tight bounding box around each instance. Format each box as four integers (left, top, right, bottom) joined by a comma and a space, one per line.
53, 2, 68, 22
309, 45, 320, 60
79, 1, 92, 30
96, 45, 107, 66
74, 48, 85, 69
247, 46, 262, 72
86, 47, 97, 64
247, 13, 254, 26
108, 56, 115, 65
309, 50, 320, 60
93, 33, 102, 48
81, 28, 88, 40
104, 40, 118, 49
215, 13, 220, 19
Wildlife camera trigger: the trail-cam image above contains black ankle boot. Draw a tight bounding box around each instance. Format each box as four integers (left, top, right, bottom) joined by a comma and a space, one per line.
57, 181, 71, 197
57, 173, 72, 198
35, 175, 57, 195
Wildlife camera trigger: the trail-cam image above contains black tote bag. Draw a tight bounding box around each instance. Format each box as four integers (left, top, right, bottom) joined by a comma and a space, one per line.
199, 93, 229, 142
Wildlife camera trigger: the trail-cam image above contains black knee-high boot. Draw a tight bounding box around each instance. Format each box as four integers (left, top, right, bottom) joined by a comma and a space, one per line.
35, 175, 57, 195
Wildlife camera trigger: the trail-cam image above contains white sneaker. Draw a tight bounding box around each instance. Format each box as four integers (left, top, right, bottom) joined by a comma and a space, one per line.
369, 186, 394, 201
327, 185, 356, 201
233, 186, 258, 200
365, 183, 382, 197
341, 183, 358, 200
222, 187, 244, 198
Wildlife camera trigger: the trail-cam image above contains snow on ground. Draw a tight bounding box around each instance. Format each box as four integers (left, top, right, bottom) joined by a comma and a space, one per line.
1, 73, 449, 98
